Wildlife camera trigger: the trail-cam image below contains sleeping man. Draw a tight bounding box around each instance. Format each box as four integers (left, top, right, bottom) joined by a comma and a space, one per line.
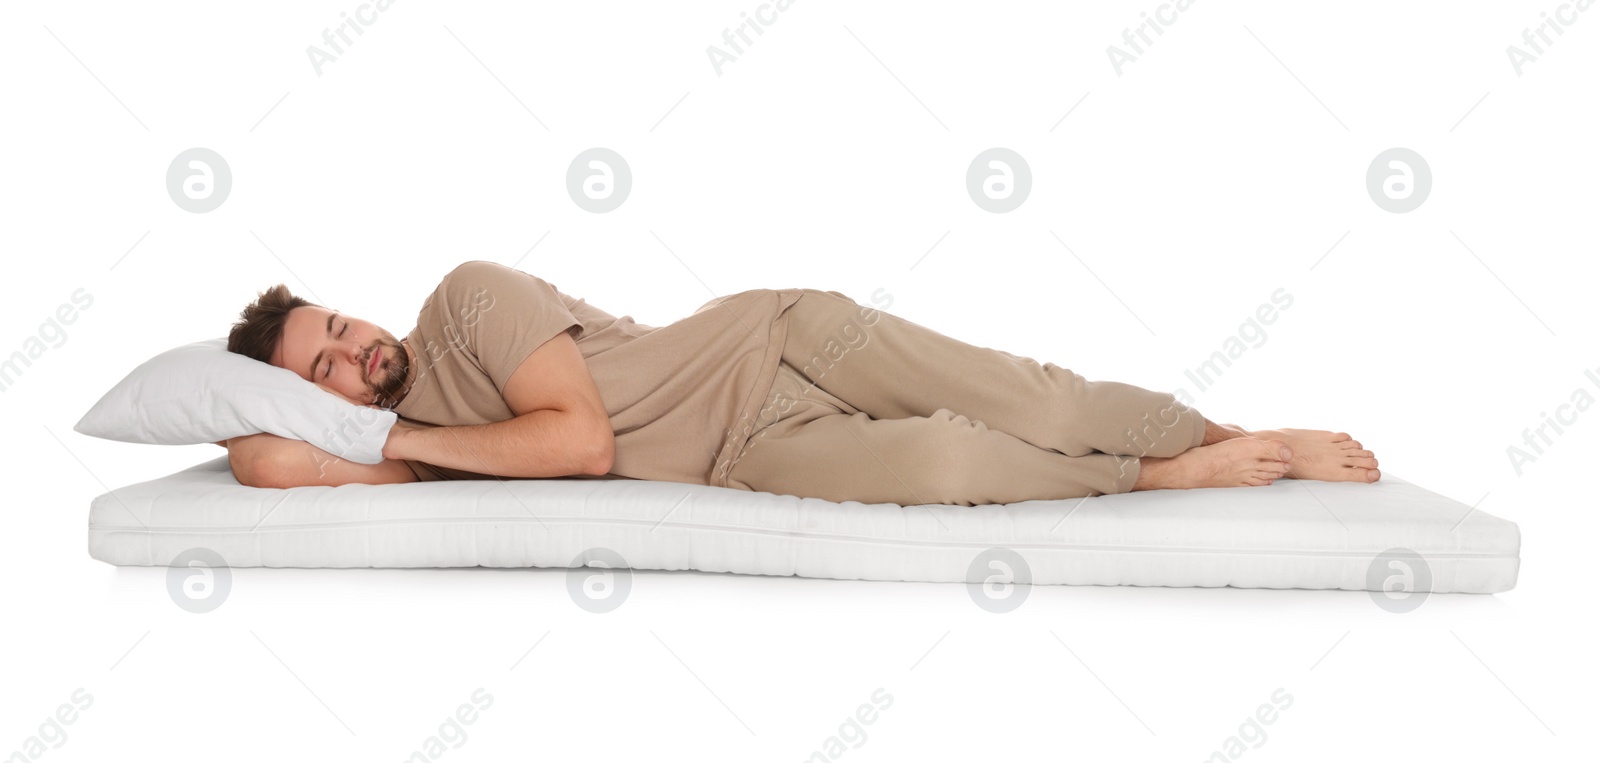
218, 260, 1380, 506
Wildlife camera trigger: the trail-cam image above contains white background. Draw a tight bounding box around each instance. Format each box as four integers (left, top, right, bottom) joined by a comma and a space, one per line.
2, 1, 1595, 760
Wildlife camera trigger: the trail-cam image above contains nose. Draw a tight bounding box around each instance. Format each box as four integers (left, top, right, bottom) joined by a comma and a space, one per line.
342, 333, 366, 369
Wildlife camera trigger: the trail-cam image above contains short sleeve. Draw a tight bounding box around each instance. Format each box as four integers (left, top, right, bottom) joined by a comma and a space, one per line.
436, 261, 583, 395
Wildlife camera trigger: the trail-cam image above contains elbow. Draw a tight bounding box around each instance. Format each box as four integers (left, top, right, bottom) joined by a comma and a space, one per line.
230, 445, 274, 488
233, 442, 303, 489
584, 429, 616, 476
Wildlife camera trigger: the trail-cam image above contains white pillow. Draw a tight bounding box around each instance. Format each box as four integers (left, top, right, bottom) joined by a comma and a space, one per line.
74, 337, 396, 464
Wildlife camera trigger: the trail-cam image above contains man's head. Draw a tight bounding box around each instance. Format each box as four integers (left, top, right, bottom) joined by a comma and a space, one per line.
227, 284, 411, 408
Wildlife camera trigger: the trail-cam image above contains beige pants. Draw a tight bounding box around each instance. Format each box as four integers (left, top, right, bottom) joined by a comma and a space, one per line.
723, 289, 1207, 506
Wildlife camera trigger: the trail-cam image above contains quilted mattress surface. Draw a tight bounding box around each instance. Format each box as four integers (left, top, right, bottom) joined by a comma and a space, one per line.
87, 456, 1520, 593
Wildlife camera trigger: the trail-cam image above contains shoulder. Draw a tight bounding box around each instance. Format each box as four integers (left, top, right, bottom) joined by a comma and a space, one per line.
433, 261, 567, 300
439, 260, 532, 287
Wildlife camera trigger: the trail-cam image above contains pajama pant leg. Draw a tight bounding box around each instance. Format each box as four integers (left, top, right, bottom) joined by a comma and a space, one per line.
725, 363, 1134, 504
776, 289, 1206, 460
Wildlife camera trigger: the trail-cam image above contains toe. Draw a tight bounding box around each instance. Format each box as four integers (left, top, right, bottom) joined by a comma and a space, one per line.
1366, 468, 1381, 483
1346, 457, 1379, 469
1324, 466, 1371, 482
1332, 431, 1352, 442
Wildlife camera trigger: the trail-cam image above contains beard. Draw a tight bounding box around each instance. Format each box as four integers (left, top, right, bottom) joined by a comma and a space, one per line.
365, 336, 411, 408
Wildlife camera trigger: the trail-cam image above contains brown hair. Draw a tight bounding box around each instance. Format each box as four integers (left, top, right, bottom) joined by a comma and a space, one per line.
227, 284, 319, 364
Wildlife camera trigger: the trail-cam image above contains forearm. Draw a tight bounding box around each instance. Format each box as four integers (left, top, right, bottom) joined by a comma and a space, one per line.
383, 410, 608, 478
227, 432, 416, 487
227, 432, 331, 471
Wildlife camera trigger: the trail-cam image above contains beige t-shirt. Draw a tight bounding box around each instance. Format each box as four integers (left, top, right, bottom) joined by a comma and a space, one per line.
393, 261, 802, 487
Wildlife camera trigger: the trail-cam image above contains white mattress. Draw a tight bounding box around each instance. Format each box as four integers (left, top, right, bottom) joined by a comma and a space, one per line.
87, 456, 1520, 593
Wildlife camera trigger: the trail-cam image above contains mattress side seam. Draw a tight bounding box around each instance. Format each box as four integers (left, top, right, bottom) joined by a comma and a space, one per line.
86, 518, 1522, 558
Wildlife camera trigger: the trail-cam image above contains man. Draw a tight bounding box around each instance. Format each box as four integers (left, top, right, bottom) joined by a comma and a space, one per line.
219, 261, 1380, 506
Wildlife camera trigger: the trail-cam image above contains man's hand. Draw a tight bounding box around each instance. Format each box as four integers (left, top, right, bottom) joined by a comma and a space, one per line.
380, 418, 428, 462
313, 380, 425, 461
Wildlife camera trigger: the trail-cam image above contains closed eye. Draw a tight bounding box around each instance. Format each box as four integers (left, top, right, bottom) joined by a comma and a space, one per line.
323, 323, 349, 379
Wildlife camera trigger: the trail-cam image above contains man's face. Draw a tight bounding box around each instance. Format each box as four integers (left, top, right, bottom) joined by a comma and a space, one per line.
272, 305, 410, 407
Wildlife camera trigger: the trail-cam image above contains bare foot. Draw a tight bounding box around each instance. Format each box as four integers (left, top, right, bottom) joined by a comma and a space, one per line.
1249, 428, 1380, 483
1134, 438, 1293, 491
